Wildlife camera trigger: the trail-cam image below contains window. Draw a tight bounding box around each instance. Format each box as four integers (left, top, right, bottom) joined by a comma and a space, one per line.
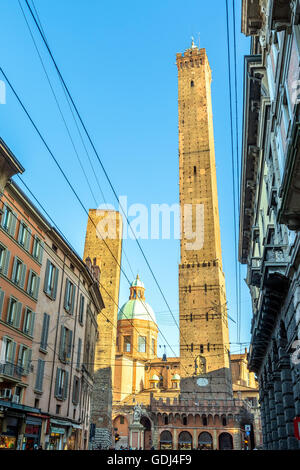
11, 257, 26, 288
183, 416, 187, 425
124, 336, 131, 353
200, 344, 204, 354
72, 376, 80, 405
159, 375, 163, 389
59, 326, 73, 363
203, 416, 208, 426
0, 244, 10, 275
40, 313, 50, 351
0, 337, 16, 365
55, 368, 69, 400
191, 80, 194, 87
17, 345, 32, 375
18, 221, 31, 251
35, 359, 45, 392
34, 399, 40, 408
27, 270, 40, 299
6, 297, 22, 328
56, 404, 61, 414
32, 235, 44, 263
222, 417, 227, 426
23, 308, 35, 336
44, 259, 59, 300
79, 295, 85, 324
138, 336, 146, 353
64, 279, 76, 314
1, 204, 17, 237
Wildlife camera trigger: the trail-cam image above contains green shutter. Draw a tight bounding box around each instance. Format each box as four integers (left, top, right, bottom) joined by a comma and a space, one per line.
38, 241, 44, 264
43, 259, 50, 294
64, 280, 69, 311
17, 345, 24, 368
59, 326, 65, 361
0, 289, 4, 319
52, 267, 59, 300
70, 284, 75, 315
29, 311, 35, 337
25, 227, 31, 251
3, 249, 10, 276
54, 368, 61, 397
11, 257, 17, 282
34, 276, 40, 299
20, 263, 27, 289
27, 270, 33, 294
25, 349, 32, 375
35, 359, 45, 391
41, 313, 50, 350
1, 204, 7, 228
10, 341, 16, 364
14, 301, 22, 328
10, 211, 17, 237
64, 371, 69, 400
18, 221, 23, 244
67, 330, 73, 359
77, 338, 82, 369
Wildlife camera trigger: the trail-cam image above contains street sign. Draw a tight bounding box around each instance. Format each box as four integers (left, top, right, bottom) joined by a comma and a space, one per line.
294, 417, 300, 440
245, 425, 251, 432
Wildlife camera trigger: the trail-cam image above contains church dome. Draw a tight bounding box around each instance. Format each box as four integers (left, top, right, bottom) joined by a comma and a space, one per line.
172, 374, 180, 380
118, 275, 156, 323
150, 374, 159, 381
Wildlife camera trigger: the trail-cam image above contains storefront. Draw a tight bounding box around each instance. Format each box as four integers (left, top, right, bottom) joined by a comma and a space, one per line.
0, 416, 18, 450
22, 417, 42, 450
48, 427, 65, 450
67, 424, 82, 450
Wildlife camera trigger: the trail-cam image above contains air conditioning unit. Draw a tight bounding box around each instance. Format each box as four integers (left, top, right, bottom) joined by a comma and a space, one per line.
0, 389, 12, 399
12, 395, 19, 404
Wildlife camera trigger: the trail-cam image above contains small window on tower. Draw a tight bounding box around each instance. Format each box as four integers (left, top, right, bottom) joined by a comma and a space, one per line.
194, 166, 197, 175
200, 344, 204, 354
191, 80, 194, 87
124, 336, 131, 353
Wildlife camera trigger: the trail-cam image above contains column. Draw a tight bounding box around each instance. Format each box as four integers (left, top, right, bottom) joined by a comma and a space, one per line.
273, 372, 286, 449
173, 428, 178, 450
269, 384, 279, 449
213, 429, 217, 450
280, 357, 298, 449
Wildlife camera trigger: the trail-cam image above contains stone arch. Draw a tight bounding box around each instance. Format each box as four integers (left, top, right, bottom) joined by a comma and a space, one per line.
140, 415, 152, 450
198, 431, 213, 450
178, 431, 193, 450
219, 432, 233, 450
160, 430, 173, 450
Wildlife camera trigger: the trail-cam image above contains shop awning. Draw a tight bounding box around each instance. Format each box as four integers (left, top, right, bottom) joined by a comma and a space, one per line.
50, 427, 65, 434
50, 419, 72, 427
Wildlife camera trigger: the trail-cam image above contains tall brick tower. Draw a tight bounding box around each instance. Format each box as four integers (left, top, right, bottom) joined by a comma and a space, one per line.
83, 209, 122, 447
177, 42, 232, 398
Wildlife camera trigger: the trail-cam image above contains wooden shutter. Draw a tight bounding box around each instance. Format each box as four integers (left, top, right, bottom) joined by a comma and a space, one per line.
54, 368, 61, 397
52, 267, 59, 300
25, 227, 31, 251
18, 222, 23, 244
41, 313, 50, 350
29, 311, 35, 337
10, 211, 17, 237
77, 338, 82, 369
59, 326, 66, 361
67, 330, 73, 360
64, 280, 69, 310
38, 241, 44, 264
70, 284, 76, 315
64, 370, 69, 400
20, 263, 27, 289
35, 359, 45, 391
0, 289, 4, 319
43, 259, 50, 294
3, 249, 10, 276
25, 349, 32, 375
11, 257, 17, 282
27, 270, 33, 294
14, 301, 22, 328
9, 341, 16, 363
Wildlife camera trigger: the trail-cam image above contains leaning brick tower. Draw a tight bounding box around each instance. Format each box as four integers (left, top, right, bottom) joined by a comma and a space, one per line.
177, 42, 232, 398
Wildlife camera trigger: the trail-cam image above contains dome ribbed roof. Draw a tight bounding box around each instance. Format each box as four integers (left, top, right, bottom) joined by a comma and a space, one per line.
151, 374, 159, 381
130, 274, 144, 288
118, 299, 156, 323
172, 374, 180, 380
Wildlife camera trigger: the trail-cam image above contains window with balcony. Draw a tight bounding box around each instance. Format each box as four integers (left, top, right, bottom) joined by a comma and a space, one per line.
18, 345, 32, 375
44, 260, 59, 300
64, 279, 76, 314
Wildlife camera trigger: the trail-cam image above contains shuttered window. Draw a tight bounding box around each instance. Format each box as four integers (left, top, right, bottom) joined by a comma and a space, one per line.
40, 313, 50, 351
1, 204, 17, 237
59, 326, 73, 363
43, 259, 59, 300
0, 244, 10, 277
18, 221, 32, 252
18, 345, 32, 375
0, 288, 4, 319
23, 308, 35, 336
32, 235, 44, 264
54, 368, 69, 400
72, 376, 80, 405
27, 270, 40, 299
11, 257, 27, 289
6, 297, 22, 328
64, 279, 76, 314
35, 359, 45, 392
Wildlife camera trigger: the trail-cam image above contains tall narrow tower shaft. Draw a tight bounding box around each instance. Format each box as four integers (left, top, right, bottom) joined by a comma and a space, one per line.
177, 45, 231, 396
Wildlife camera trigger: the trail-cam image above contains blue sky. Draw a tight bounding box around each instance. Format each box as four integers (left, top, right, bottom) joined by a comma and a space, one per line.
0, 0, 251, 357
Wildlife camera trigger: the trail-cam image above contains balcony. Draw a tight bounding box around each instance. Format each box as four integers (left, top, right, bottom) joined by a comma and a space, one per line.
0, 361, 24, 382
247, 257, 261, 287
278, 120, 300, 230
